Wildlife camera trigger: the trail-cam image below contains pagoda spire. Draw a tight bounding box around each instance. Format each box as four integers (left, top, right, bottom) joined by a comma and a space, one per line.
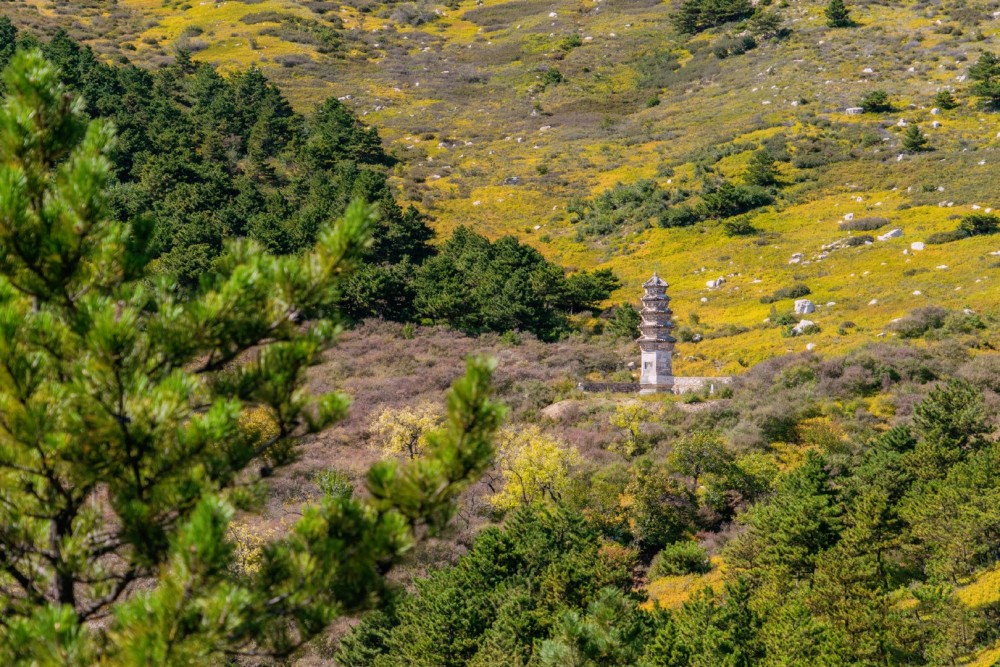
638, 273, 675, 392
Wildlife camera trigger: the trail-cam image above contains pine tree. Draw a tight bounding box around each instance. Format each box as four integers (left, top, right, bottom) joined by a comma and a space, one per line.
743, 149, 778, 187
907, 379, 989, 480
968, 51, 1000, 108
609, 303, 641, 339
902, 124, 930, 152
825, 0, 853, 28
0, 50, 503, 662
933, 89, 958, 110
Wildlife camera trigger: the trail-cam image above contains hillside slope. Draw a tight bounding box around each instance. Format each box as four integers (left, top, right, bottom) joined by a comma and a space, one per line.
5, 0, 1000, 372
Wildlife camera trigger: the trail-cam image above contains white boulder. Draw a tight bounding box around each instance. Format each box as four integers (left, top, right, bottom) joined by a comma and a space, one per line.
792, 320, 816, 335
877, 228, 903, 241
911, 241, 925, 251
794, 299, 816, 315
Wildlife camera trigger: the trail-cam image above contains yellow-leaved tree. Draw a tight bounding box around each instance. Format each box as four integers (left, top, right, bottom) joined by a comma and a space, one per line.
370, 402, 443, 459
490, 425, 580, 511
609, 401, 654, 458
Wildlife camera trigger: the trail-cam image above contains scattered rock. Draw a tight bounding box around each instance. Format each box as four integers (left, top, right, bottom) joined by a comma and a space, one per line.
911, 241, 925, 251
706, 277, 726, 289
794, 299, 816, 315
806, 343, 817, 351
792, 320, 816, 335
845, 107, 864, 115
869, 298, 879, 306
789, 253, 804, 264
877, 228, 903, 241
931, 121, 941, 129
931, 107, 940, 115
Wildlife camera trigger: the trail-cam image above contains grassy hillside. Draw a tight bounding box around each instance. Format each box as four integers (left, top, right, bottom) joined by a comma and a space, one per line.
5, 0, 1000, 375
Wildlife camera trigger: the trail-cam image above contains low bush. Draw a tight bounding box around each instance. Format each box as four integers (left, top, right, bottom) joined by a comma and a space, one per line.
839, 216, 889, 232
659, 204, 702, 228
702, 181, 773, 219
844, 234, 874, 247
926, 229, 968, 245
889, 306, 949, 338
959, 213, 1000, 236
649, 541, 712, 577
761, 284, 811, 304
722, 215, 757, 236
713, 35, 757, 59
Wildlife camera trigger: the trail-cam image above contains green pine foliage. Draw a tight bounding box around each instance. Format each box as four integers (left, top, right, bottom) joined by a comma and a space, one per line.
825, 0, 853, 28
902, 124, 930, 152
671, 0, 755, 35
742, 149, 778, 187
336, 506, 642, 667
0, 49, 505, 662
860, 89, 892, 112
608, 303, 642, 338
412, 227, 619, 340
0, 25, 615, 341
968, 51, 1000, 108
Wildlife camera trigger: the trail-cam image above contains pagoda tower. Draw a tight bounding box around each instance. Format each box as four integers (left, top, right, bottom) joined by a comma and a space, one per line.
638, 273, 676, 393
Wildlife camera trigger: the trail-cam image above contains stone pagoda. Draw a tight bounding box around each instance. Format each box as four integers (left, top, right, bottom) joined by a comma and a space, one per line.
638, 273, 676, 393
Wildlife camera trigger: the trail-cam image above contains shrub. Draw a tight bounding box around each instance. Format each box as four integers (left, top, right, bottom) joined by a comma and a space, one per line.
926, 229, 968, 245
933, 90, 959, 110
860, 90, 892, 113
958, 213, 999, 236
889, 306, 949, 338
839, 216, 888, 231
315, 469, 354, 500
559, 33, 583, 51
712, 35, 757, 59
541, 67, 565, 87
761, 284, 811, 304
650, 541, 712, 577
723, 215, 758, 236
844, 234, 874, 246
659, 204, 702, 228
701, 181, 773, 219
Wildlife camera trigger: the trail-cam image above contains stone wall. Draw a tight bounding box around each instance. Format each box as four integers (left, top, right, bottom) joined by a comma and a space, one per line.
671, 376, 733, 394
576, 382, 641, 394
577, 377, 733, 395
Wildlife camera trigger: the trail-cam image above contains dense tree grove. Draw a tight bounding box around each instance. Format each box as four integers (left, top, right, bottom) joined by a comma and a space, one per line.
0, 21, 616, 341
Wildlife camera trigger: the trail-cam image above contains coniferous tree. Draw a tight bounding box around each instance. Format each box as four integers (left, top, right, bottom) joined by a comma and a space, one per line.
968, 51, 1000, 108
933, 89, 959, 110
743, 149, 778, 187
902, 124, 930, 152
825, 0, 853, 27
0, 50, 503, 662
609, 303, 641, 339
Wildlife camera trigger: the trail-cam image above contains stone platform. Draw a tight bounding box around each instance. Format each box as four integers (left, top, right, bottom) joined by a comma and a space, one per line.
578, 376, 733, 395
